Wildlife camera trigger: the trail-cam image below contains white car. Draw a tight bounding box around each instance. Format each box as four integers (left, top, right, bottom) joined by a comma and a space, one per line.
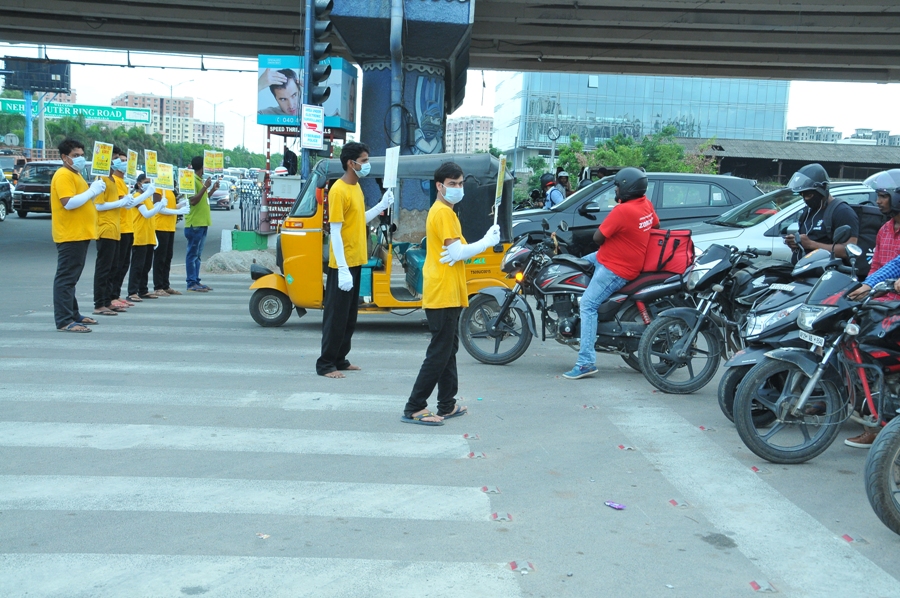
685, 182, 876, 261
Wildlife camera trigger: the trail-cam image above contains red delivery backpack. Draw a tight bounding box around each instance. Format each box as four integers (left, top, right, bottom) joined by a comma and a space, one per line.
642, 229, 694, 274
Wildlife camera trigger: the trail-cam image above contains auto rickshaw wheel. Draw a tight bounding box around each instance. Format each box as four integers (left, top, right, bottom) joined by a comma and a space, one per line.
249, 288, 292, 327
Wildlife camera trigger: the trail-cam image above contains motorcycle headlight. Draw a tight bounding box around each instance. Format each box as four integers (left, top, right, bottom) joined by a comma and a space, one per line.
797, 305, 836, 332
744, 303, 800, 338
686, 267, 706, 291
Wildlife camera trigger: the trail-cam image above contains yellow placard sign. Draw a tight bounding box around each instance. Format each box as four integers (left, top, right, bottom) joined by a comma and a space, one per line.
126, 150, 138, 182
91, 141, 113, 177
493, 155, 506, 226
155, 163, 175, 191
179, 168, 196, 194
144, 150, 158, 177
203, 150, 216, 173
213, 151, 224, 173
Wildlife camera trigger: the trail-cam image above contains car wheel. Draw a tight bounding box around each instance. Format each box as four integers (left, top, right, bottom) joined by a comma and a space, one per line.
16, 210, 27, 218
0, 201, 7, 221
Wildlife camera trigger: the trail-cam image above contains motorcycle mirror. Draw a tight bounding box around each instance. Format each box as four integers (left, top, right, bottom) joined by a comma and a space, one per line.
832, 224, 852, 245
558, 221, 570, 232
873, 280, 893, 294
845, 243, 863, 259
541, 218, 550, 231
785, 222, 800, 235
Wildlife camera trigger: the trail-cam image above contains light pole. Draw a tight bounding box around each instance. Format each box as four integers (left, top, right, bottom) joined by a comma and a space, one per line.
148, 77, 194, 138
229, 110, 249, 150
199, 98, 232, 150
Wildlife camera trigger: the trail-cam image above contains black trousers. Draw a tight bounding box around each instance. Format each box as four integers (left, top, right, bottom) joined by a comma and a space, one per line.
128, 244, 154, 297
316, 265, 361, 375
93, 237, 118, 309
153, 230, 175, 291
404, 307, 462, 417
53, 240, 90, 328
110, 232, 133, 300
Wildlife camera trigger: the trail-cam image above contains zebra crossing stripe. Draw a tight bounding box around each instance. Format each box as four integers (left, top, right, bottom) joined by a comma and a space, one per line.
0, 422, 469, 458
0, 475, 490, 521
0, 553, 523, 597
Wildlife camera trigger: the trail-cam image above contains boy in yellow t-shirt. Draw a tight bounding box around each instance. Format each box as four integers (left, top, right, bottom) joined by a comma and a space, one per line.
152, 187, 190, 296
401, 162, 500, 425
92, 146, 133, 316
50, 138, 106, 332
126, 174, 166, 301
315, 141, 393, 378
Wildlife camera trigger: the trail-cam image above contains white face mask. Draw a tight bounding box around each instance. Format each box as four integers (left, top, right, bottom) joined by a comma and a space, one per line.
443, 186, 464, 204
69, 155, 86, 171
355, 162, 371, 178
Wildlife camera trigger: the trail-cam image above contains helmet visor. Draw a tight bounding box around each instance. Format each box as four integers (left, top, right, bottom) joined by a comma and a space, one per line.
864, 169, 900, 192
787, 171, 817, 193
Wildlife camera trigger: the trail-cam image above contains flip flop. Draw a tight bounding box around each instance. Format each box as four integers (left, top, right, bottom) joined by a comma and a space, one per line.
75, 316, 98, 325
401, 412, 444, 426
92, 308, 118, 316
127, 295, 143, 302
438, 405, 468, 419
58, 322, 91, 333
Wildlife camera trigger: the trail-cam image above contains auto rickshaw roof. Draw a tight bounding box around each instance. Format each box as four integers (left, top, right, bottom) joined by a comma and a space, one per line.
313, 152, 514, 188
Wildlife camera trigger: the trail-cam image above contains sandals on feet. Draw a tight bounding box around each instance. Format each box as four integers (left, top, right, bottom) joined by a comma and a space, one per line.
58, 322, 91, 333
127, 295, 143, 302
92, 308, 118, 316
75, 316, 98, 325
438, 405, 468, 419
401, 412, 444, 426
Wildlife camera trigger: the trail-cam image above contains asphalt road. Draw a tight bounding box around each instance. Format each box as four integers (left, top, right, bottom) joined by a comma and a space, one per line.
0, 209, 899, 597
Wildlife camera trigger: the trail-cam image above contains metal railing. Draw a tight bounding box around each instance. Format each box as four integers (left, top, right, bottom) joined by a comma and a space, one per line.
239, 183, 262, 232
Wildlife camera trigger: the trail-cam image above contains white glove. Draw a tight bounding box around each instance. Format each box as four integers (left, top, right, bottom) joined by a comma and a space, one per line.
136, 183, 156, 202
88, 178, 107, 198
440, 225, 501, 265
365, 189, 394, 222
337, 266, 353, 292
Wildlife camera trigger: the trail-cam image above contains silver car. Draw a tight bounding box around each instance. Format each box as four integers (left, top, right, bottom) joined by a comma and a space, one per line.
686, 182, 876, 261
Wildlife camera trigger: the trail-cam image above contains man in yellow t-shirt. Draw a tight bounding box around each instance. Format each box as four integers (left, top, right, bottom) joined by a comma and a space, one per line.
50, 138, 107, 332
402, 162, 500, 425
92, 146, 132, 316
316, 142, 393, 378
127, 174, 166, 301
108, 149, 135, 309
152, 187, 190, 296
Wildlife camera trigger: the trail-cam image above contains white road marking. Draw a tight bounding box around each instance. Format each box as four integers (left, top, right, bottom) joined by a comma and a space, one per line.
608, 402, 900, 596
0, 475, 489, 521
0, 421, 467, 458
0, 553, 522, 598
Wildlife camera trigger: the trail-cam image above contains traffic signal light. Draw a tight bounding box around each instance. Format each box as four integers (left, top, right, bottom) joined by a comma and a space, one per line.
306, 0, 333, 105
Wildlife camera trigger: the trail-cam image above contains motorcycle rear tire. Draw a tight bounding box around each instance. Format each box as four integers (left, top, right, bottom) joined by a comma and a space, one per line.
459, 293, 533, 365
638, 314, 723, 394
734, 358, 842, 464
864, 417, 900, 536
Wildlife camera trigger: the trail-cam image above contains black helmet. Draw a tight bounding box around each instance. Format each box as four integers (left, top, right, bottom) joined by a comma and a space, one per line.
614, 167, 648, 201
540, 173, 556, 189
865, 169, 900, 213
788, 163, 829, 199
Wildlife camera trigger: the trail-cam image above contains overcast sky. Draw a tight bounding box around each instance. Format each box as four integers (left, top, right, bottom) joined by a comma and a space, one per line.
3, 44, 900, 154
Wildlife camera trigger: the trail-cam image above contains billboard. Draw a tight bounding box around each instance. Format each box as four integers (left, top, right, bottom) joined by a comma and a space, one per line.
3, 57, 71, 93
257, 55, 356, 132
0, 99, 151, 124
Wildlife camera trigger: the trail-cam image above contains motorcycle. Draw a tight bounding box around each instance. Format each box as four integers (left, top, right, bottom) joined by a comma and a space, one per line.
636, 244, 794, 394
458, 220, 687, 368
865, 410, 900, 536
733, 258, 900, 465
718, 245, 852, 424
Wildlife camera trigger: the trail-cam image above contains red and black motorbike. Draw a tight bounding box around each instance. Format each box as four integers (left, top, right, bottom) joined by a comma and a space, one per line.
458, 220, 687, 367
733, 268, 900, 466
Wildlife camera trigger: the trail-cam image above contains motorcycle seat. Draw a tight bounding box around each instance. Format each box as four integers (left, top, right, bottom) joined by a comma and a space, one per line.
619, 271, 679, 295
552, 254, 595, 274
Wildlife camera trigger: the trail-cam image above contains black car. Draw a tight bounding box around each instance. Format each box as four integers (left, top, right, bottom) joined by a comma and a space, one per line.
512, 172, 764, 256
12, 161, 63, 218
0, 177, 11, 221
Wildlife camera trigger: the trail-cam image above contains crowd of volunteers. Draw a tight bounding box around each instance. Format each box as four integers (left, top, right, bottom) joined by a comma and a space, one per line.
50, 138, 218, 333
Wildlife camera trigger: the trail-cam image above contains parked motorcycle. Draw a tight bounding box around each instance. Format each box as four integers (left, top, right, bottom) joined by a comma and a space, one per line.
732, 261, 900, 465
636, 244, 794, 394
865, 413, 900, 536
458, 220, 688, 367
718, 246, 851, 424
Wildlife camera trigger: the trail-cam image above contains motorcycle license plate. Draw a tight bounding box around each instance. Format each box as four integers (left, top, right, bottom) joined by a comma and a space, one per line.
799, 330, 825, 347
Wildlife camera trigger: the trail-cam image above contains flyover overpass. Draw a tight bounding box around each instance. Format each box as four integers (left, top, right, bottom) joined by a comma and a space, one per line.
1, 0, 898, 83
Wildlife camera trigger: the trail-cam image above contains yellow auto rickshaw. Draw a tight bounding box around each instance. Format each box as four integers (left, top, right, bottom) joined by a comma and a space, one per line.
248, 152, 515, 326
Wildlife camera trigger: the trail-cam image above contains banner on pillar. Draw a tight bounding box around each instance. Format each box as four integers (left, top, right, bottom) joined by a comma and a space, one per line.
256, 55, 356, 131
300, 105, 325, 150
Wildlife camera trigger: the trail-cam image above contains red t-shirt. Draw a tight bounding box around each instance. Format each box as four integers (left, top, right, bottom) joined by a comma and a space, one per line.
597, 196, 659, 280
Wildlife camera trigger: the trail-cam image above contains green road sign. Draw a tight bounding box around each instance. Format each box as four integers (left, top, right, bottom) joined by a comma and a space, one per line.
0, 99, 152, 124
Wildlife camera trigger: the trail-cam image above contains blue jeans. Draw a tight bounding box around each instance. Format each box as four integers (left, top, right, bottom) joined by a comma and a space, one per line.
184, 226, 208, 287
576, 253, 627, 367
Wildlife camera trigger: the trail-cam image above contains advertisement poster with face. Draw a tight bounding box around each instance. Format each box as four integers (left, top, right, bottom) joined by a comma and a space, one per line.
257, 55, 356, 132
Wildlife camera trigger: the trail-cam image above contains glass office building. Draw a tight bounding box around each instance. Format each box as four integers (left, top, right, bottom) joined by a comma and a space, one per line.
493, 72, 789, 170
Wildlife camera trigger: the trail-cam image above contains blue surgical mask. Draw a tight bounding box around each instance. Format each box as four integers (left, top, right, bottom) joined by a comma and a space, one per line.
70, 156, 86, 171
112, 158, 127, 173
356, 162, 371, 178
443, 186, 464, 204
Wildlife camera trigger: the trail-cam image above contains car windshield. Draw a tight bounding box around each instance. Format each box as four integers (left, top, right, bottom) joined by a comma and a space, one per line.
550, 177, 612, 211
19, 164, 60, 185
708, 188, 799, 228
